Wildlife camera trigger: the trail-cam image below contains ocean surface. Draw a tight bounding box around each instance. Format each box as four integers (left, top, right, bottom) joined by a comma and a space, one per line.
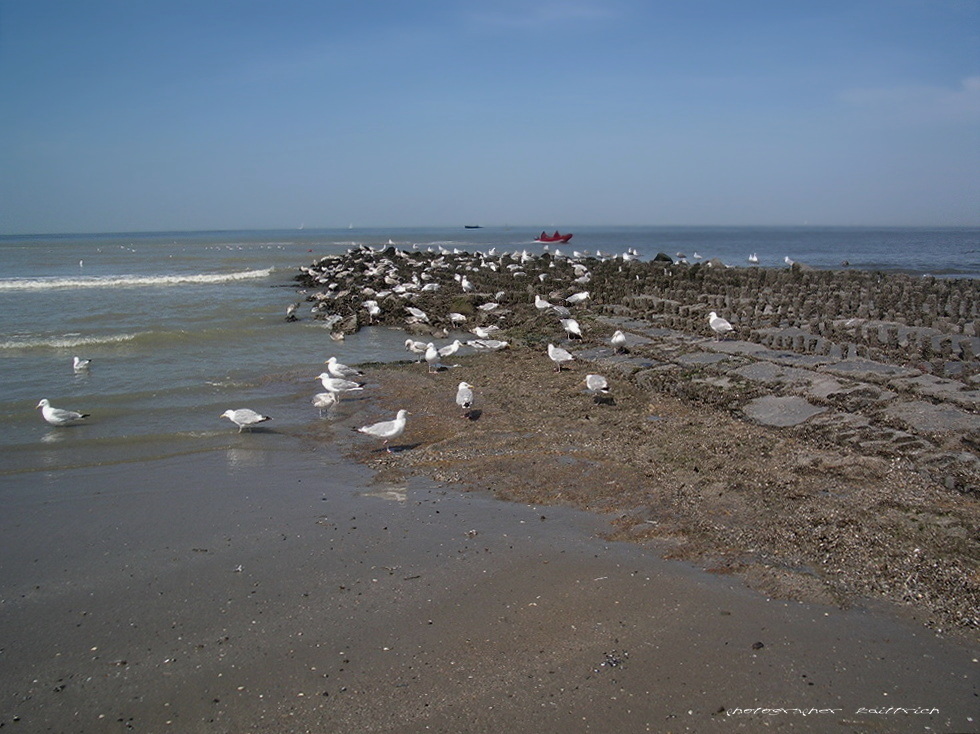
1, 225, 978, 476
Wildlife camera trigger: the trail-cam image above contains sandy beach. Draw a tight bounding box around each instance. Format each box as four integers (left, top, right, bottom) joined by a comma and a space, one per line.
1, 428, 977, 734
3, 249, 979, 732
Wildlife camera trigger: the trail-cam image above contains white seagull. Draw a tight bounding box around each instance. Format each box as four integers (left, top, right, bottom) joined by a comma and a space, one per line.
424, 343, 440, 373
560, 318, 582, 339
36, 398, 89, 426
565, 291, 590, 305
438, 339, 463, 359
708, 311, 735, 340
456, 381, 475, 417
312, 392, 338, 416
405, 339, 429, 361
355, 409, 409, 452
547, 343, 574, 371
466, 339, 509, 350
582, 374, 610, 396
220, 408, 272, 433
316, 374, 365, 398
325, 356, 363, 380
534, 294, 553, 311
72, 356, 91, 372
610, 330, 627, 353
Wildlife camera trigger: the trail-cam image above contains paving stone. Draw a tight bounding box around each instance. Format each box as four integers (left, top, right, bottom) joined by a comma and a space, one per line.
742, 395, 826, 427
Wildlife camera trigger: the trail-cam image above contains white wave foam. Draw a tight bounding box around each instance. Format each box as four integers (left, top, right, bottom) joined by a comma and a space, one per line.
0, 333, 140, 350
0, 268, 275, 291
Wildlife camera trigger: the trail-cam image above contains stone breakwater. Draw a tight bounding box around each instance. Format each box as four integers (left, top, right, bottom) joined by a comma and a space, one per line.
294, 245, 979, 633
294, 246, 980, 496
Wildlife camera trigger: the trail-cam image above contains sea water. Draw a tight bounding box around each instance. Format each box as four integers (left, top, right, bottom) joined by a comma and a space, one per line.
1, 226, 977, 477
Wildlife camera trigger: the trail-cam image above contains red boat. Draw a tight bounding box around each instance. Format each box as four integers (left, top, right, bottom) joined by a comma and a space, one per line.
535, 230, 573, 243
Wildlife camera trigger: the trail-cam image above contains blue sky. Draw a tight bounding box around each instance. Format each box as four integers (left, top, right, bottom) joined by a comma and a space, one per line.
1, 0, 978, 233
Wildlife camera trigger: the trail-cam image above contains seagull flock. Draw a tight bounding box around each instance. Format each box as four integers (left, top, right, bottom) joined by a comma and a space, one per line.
36, 241, 744, 459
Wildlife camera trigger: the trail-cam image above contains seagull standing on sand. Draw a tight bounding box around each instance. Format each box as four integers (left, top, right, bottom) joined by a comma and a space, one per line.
560, 318, 582, 339
72, 356, 91, 372
708, 311, 735, 340
220, 408, 272, 433
547, 343, 574, 372
316, 374, 365, 398
582, 374, 610, 398
424, 343, 440, 373
36, 398, 89, 426
610, 330, 627, 353
325, 356, 363, 380
456, 381, 475, 417
355, 409, 409, 452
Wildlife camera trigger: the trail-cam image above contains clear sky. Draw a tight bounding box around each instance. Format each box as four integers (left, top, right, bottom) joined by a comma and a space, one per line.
1, 0, 978, 234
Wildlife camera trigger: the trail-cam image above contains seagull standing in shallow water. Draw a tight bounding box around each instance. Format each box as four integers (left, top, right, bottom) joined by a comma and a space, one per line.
36, 398, 89, 426
312, 392, 338, 416
708, 311, 735, 340
316, 374, 365, 398
355, 409, 409, 452
220, 408, 272, 433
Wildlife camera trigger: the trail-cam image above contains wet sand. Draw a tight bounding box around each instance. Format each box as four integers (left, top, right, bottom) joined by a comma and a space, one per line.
1, 410, 977, 733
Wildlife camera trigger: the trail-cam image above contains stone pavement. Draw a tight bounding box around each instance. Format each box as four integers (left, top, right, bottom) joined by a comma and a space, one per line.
572, 317, 980, 496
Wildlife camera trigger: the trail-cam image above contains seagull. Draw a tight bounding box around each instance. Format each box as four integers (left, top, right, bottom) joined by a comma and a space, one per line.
324, 356, 362, 380
748, 253, 759, 264
363, 300, 381, 322
466, 339, 509, 350
405, 306, 429, 323
72, 356, 91, 372
534, 294, 553, 311
708, 311, 735, 340
566, 291, 590, 305
36, 398, 89, 426
547, 343, 574, 371
470, 325, 500, 339
560, 318, 582, 339
405, 339, 429, 361
456, 381, 475, 417
424, 343, 440, 373
285, 302, 300, 321
355, 409, 409, 452
448, 312, 468, 325
610, 330, 628, 353
438, 339, 463, 359
220, 408, 272, 433
316, 374, 365, 398
582, 374, 610, 397
312, 392, 338, 416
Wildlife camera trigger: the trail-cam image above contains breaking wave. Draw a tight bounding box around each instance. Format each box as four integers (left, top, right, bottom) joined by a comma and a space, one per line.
0, 332, 141, 350
0, 268, 275, 291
